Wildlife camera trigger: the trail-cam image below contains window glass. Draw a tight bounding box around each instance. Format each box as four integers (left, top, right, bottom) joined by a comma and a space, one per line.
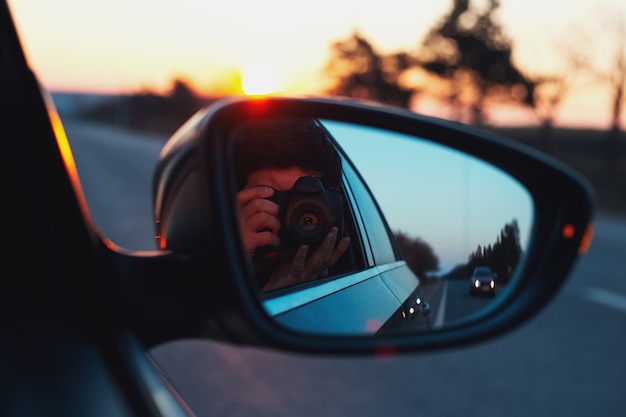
340, 154, 398, 266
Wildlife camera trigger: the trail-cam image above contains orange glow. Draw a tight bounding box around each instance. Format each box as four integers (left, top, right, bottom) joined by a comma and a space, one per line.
562, 224, 576, 239
156, 219, 167, 249
101, 236, 122, 251
46, 92, 93, 222
157, 234, 167, 250
241, 65, 285, 96
579, 223, 594, 254
8, 0, 626, 128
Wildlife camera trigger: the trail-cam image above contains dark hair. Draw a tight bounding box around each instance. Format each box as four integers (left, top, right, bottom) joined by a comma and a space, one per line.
233, 117, 342, 190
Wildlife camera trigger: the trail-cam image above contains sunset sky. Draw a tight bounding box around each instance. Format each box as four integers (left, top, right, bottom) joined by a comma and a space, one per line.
6, 0, 626, 128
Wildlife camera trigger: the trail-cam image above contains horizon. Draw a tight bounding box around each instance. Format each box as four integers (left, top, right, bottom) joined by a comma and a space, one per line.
49, 90, 622, 131
12, 0, 624, 130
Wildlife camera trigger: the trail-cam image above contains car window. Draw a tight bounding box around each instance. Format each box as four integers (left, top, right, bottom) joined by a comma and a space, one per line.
340, 153, 398, 266
326, 180, 368, 276
473, 267, 493, 277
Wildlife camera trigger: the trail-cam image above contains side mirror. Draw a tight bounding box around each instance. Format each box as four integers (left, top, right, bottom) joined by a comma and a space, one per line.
151, 96, 594, 354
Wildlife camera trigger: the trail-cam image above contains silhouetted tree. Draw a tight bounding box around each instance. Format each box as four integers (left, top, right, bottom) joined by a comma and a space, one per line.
598, 22, 625, 172
493, 220, 522, 283
560, 10, 625, 171
393, 231, 439, 280
77, 78, 209, 134
526, 34, 590, 153
529, 74, 570, 153
325, 32, 417, 108
418, 0, 535, 125
168, 78, 203, 123
467, 219, 521, 284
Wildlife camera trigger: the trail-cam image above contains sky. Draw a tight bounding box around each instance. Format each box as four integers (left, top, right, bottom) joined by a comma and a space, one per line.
326, 121, 533, 273
6, 0, 626, 128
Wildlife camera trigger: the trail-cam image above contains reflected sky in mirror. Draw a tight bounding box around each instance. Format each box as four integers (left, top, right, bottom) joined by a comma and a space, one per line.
324, 120, 534, 275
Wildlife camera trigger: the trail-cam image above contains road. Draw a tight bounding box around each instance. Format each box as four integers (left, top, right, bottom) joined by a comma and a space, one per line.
65, 120, 626, 417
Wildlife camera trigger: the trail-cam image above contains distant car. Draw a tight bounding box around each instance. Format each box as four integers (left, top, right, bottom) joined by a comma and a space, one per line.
470, 266, 496, 297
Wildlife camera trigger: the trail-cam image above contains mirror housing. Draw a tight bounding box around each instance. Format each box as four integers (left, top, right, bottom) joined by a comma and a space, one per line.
150, 95, 594, 354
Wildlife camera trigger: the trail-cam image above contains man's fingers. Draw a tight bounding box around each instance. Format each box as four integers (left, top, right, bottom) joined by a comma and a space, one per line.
303, 229, 337, 271
293, 245, 309, 269
249, 230, 281, 250
245, 211, 281, 235
289, 245, 309, 281
237, 187, 280, 258
239, 198, 279, 222
328, 236, 351, 265
237, 186, 274, 207
316, 227, 338, 255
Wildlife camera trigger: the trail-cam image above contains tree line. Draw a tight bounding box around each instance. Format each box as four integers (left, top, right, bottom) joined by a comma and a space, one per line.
76, 79, 216, 135
77, 0, 624, 166
444, 219, 522, 284
326, 0, 624, 166
393, 218, 521, 285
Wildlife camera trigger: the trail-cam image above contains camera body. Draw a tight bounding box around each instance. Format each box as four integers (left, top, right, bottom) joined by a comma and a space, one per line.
268, 176, 344, 251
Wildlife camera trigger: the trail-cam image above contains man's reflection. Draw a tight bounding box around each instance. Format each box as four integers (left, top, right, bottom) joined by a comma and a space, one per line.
233, 118, 350, 292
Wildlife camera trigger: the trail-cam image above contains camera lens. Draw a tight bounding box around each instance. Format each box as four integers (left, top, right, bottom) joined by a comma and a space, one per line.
297, 211, 319, 232
286, 201, 328, 244
281, 177, 343, 246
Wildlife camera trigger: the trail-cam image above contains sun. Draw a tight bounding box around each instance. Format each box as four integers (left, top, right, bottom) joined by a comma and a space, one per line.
241, 65, 285, 96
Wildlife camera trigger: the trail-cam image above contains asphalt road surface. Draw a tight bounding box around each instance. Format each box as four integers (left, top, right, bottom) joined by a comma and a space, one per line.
66, 120, 626, 417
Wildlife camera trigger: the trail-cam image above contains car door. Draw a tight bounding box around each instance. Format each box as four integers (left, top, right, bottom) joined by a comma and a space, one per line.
339, 143, 431, 332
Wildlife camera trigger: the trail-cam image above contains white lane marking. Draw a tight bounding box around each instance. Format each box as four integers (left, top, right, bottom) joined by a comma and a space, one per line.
433, 281, 448, 329
583, 287, 626, 314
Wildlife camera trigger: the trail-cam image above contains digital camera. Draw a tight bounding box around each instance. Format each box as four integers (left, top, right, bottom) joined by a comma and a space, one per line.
268, 176, 344, 251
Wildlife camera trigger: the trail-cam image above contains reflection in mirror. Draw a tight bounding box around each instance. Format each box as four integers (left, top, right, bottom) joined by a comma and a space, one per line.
228, 117, 533, 337
231, 118, 351, 293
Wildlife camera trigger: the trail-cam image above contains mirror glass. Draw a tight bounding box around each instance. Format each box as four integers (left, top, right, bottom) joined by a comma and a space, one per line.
229, 117, 534, 336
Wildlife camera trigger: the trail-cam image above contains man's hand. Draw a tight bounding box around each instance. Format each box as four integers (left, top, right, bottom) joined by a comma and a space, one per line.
263, 226, 351, 291
237, 187, 281, 261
